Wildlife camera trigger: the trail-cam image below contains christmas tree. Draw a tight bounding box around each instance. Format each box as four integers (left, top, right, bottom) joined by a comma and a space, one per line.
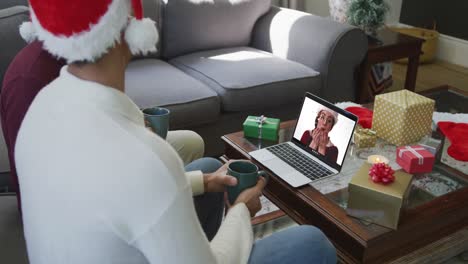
347, 0, 389, 35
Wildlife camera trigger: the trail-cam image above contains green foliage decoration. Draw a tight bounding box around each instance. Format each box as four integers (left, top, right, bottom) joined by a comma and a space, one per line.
347, 0, 389, 34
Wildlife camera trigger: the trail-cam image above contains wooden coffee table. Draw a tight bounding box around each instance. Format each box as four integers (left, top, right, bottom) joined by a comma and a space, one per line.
419, 85, 468, 113
222, 120, 468, 263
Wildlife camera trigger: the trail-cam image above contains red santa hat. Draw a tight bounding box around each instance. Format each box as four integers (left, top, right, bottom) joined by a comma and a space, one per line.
19, 0, 159, 63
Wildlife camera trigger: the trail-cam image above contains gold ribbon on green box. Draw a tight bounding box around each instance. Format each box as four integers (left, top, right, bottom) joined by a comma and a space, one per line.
354, 127, 377, 148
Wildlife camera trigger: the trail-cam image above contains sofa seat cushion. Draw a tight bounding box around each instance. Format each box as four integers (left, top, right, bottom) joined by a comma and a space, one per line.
170, 47, 321, 112
125, 59, 220, 128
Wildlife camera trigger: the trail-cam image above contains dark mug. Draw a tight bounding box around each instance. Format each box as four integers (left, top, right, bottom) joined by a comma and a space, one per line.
142, 107, 170, 139
227, 161, 266, 204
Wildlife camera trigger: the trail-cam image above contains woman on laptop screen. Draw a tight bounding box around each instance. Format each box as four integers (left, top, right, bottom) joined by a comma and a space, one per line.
300, 107, 338, 163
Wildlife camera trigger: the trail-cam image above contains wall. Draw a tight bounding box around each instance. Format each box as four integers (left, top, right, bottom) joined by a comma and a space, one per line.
400, 0, 468, 41
304, 0, 403, 25
399, 0, 468, 67
305, 0, 329, 16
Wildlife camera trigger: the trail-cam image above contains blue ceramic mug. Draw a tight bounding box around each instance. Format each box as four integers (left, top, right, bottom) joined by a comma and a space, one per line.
227, 161, 267, 204
142, 107, 170, 139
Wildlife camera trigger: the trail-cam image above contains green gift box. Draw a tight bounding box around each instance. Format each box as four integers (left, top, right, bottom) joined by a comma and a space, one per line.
243, 116, 280, 141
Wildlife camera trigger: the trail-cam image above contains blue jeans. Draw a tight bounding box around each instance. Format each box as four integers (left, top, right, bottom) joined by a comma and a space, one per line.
186, 158, 337, 263
249, 225, 337, 264
185, 158, 225, 241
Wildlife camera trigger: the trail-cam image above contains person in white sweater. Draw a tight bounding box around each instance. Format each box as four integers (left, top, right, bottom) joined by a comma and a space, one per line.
15, 0, 337, 263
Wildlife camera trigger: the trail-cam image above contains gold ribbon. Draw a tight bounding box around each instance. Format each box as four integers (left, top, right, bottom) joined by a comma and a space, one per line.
356, 127, 377, 136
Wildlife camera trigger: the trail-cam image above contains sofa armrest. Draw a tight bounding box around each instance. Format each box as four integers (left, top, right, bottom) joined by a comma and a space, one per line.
251, 6, 367, 102
0, 6, 29, 89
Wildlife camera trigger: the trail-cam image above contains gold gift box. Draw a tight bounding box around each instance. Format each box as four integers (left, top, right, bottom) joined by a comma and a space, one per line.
372, 90, 435, 146
354, 127, 377, 148
347, 163, 413, 230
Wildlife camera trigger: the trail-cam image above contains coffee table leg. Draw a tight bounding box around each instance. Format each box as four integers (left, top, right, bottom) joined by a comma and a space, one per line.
405, 54, 420, 91
358, 60, 372, 103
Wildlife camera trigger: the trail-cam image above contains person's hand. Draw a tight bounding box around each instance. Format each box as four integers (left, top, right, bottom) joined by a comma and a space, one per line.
232, 176, 267, 217
317, 130, 329, 149
145, 120, 155, 133
309, 129, 322, 150
203, 161, 238, 192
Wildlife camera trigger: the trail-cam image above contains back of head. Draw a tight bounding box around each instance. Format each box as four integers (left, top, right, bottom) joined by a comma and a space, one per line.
19, 0, 159, 63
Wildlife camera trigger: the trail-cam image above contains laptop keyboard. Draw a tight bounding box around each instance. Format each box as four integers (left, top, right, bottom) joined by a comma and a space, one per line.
267, 143, 333, 180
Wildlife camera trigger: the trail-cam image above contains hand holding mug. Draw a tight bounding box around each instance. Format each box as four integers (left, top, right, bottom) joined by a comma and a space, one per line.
233, 177, 267, 217
203, 161, 238, 193
226, 161, 268, 205
142, 107, 170, 139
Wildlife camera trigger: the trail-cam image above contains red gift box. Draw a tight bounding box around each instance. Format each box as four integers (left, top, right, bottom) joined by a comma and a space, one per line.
396, 145, 435, 174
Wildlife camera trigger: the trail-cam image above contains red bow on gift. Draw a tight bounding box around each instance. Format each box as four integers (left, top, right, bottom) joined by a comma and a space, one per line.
369, 163, 395, 185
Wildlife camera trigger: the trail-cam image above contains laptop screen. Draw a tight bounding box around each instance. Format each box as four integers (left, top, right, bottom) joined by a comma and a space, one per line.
291, 93, 357, 170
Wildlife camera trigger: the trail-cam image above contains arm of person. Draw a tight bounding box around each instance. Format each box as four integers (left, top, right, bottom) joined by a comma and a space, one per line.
115, 125, 252, 263
132, 186, 253, 264
300, 130, 312, 145
326, 146, 339, 164
209, 203, 253, 263
186, 162, 238, 196
185, 170, 204, 196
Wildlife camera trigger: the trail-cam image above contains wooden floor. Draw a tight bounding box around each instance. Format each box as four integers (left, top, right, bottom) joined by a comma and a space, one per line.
388, 60, 468, 93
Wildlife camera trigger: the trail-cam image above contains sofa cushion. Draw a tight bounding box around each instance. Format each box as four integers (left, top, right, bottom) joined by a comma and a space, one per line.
125, 59, 220, 128
161, 0, 271, 59
170, 47, 321, 112
0, 6, 29, 88
0, 0, 27, 10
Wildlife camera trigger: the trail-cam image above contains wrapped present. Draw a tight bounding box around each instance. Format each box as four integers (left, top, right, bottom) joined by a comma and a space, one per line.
396, 145, 435, 174
243, 115, 280, 141
372, 90, 435, 146
353, 127, 377, 148
347, 163, 413, 230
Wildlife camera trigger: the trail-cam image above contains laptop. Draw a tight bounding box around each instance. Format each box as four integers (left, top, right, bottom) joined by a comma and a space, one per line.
250, 93, 358, 187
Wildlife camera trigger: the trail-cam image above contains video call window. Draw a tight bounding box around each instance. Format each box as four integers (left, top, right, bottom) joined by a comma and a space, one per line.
293, 98, 355, 166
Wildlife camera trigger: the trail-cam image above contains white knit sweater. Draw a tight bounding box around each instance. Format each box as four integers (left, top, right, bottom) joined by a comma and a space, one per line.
15, 67, 253, 264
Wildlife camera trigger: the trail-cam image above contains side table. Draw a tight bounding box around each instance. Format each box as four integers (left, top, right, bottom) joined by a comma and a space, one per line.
357, 29, 424, 103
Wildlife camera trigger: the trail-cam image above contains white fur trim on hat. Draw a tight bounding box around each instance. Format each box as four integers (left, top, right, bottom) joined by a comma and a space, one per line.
31, 0, 130, 63
125, 17, 158, 56
19, 21, 36, 43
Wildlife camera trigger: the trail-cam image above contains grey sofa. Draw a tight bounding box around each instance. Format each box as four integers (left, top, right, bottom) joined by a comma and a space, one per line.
1, 0, 367, 160
0, 1, 367, 262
